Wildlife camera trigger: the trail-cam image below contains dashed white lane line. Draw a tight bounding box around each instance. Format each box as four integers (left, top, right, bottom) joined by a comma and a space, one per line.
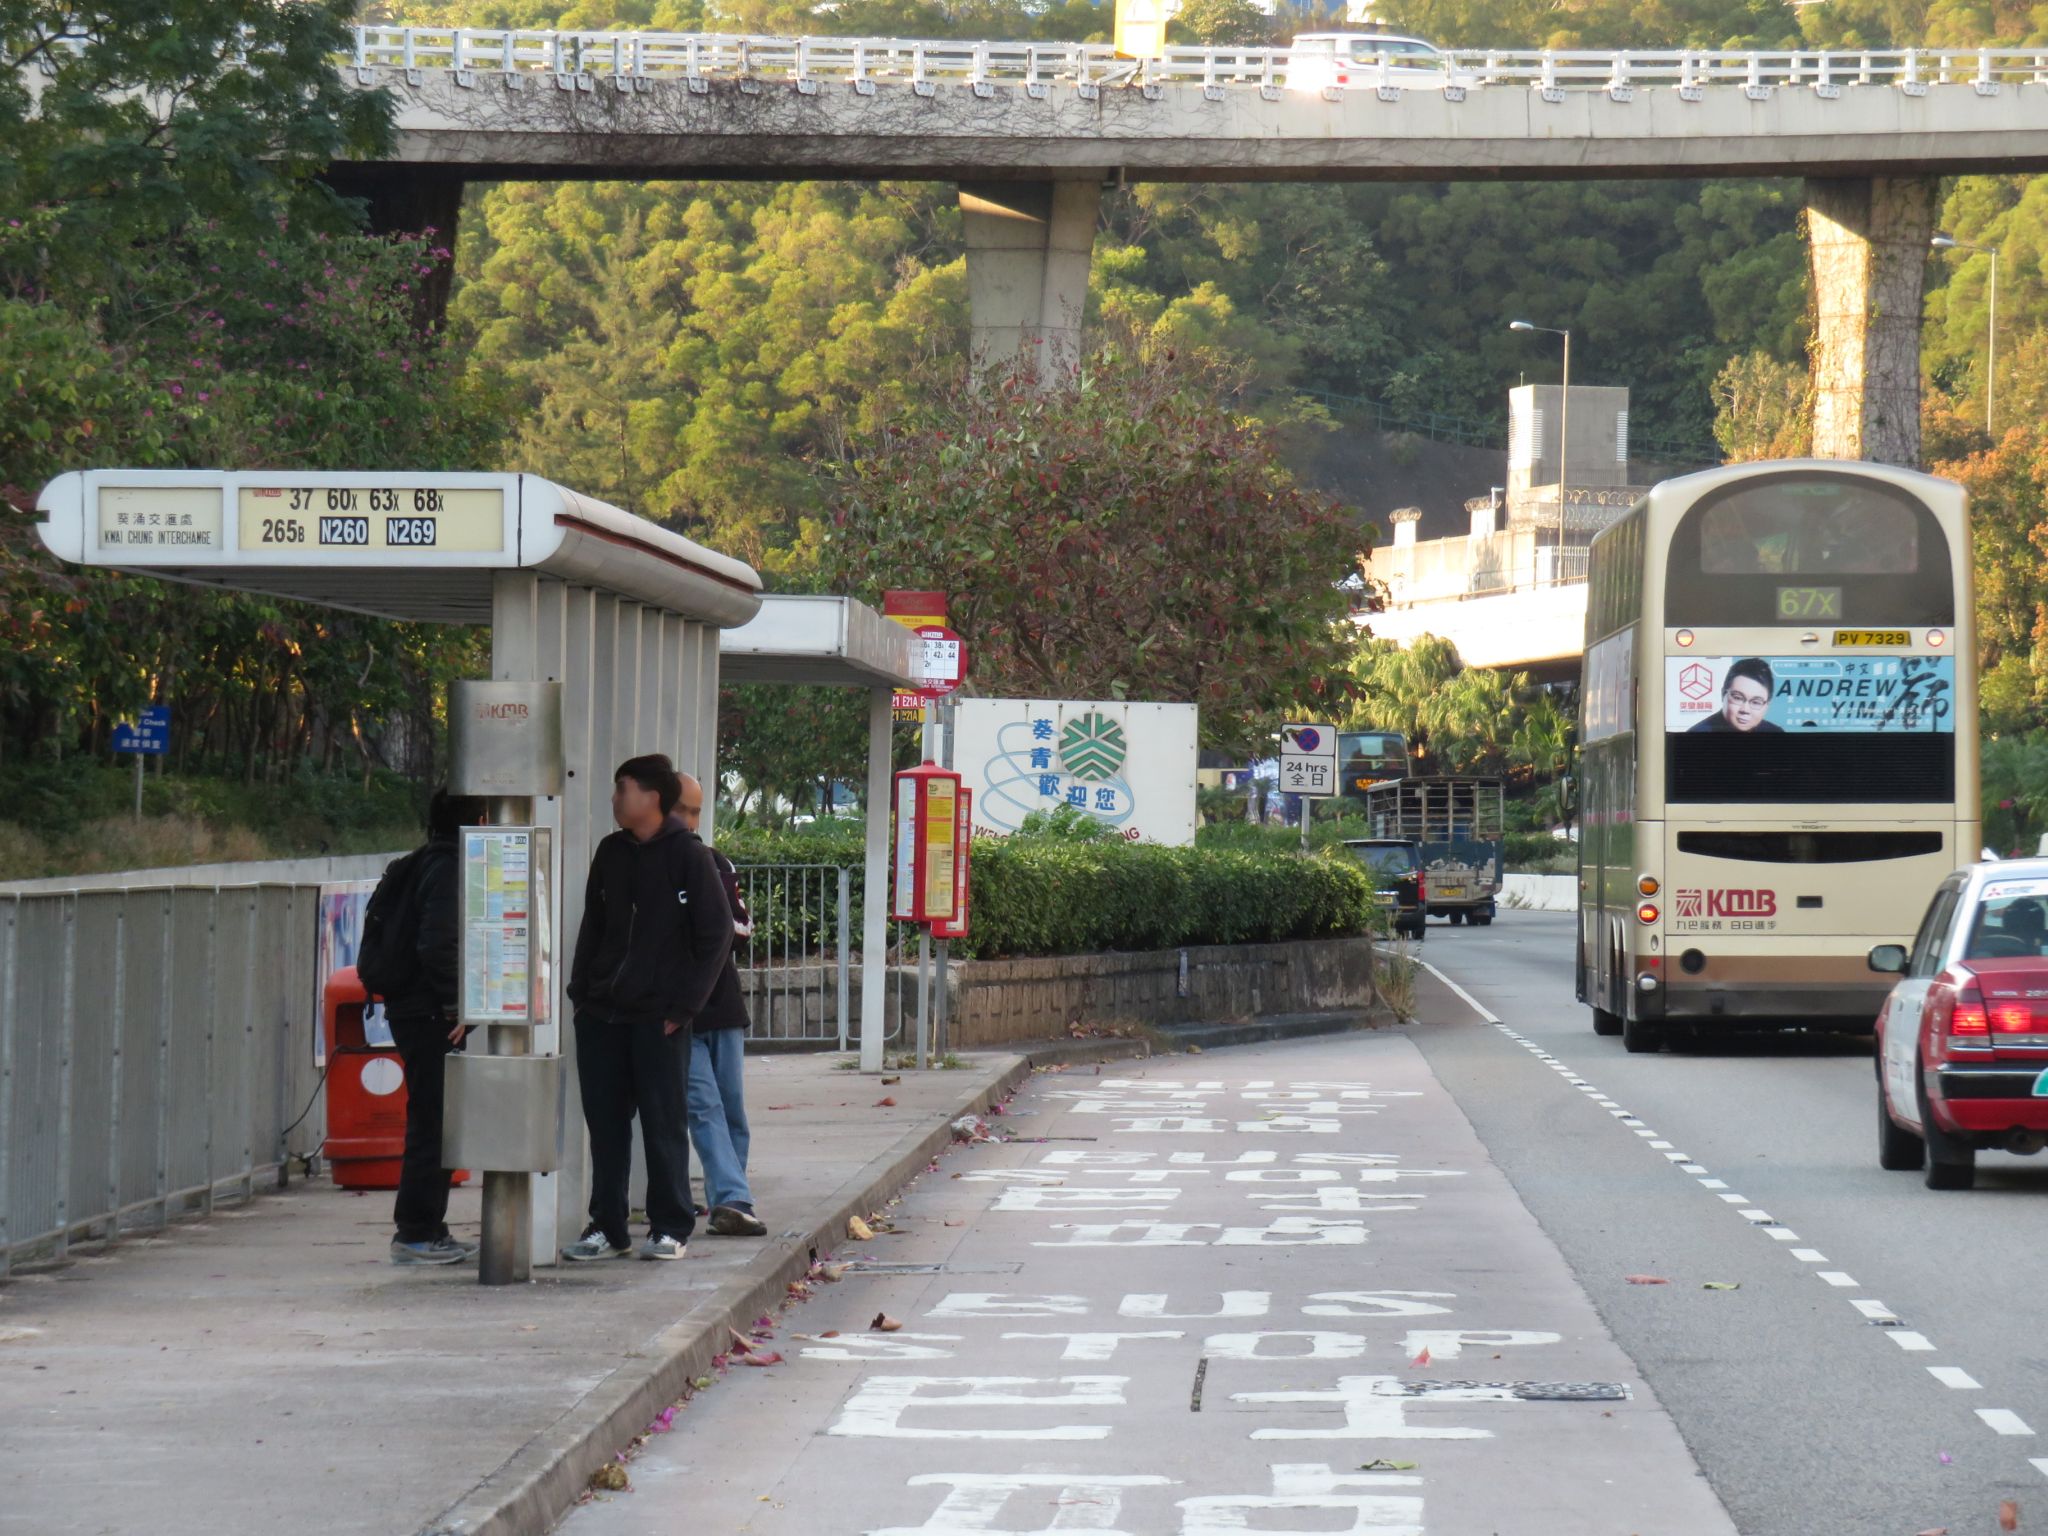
1420, 961, 2030, 1460
2030, 1456, 2048, 1480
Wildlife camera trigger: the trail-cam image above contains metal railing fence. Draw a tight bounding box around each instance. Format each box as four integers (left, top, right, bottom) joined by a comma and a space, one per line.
330, 28, 2048, 97
0, 885, 322, 1277
732, 862, 916, 1048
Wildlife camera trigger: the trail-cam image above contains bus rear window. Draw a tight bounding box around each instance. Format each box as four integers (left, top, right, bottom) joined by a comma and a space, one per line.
1667, 473, 1953, 626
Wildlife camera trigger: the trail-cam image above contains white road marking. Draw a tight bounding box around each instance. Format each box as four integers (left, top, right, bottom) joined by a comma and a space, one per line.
1889, 1332, 1937, 1352
1680, 1164, 1709, 1174
1978, 1409, 2036, 1436
1849, 1300, 1897, 1320
1817, 1272, 1858, 1287
1791, 1250, 1828, 1262
1928, 1367, 1981, 1389
1718, 1193, 1751, 1203
874, 1473, 1174, 1535
827, 1376, 1128, 1441
1764, 1228, 1800, 1241
1650, 1140, 1675, 1149
1699, 1178, 1729, 1189
2030, 1456, 2048, 1480
1737, 1209, 1774, 1221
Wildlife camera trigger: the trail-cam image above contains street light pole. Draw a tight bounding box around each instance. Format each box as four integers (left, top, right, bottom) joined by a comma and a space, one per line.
1508, 320, 1572, 583
1932, 233, 2000, 439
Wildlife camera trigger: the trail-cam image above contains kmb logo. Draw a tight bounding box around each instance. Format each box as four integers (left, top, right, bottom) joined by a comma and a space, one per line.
1675, 887, 1777, 918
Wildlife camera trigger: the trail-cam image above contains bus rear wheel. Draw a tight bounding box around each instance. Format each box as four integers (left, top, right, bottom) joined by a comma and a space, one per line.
1592, 1007, 1623, 1037
1622, 1014, 1664, 1054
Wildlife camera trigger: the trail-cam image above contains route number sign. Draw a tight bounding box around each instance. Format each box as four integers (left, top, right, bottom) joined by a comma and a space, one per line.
911, 624, 967, 699
1279, 722, 1339, 797
238, 485, 507, 553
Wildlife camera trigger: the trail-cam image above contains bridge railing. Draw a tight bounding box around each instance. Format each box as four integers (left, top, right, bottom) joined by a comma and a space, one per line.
341, 27, 2048, 93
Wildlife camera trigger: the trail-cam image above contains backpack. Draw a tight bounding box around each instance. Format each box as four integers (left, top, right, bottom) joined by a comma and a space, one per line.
356, 847, 430, 1000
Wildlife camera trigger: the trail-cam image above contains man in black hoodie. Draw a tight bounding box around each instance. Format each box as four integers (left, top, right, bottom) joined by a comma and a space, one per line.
563, 754, 734, 1261
385, 789, 486, 1266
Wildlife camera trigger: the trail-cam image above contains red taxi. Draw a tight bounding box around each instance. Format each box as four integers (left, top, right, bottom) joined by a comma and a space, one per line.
1869, 863, 2048, 1189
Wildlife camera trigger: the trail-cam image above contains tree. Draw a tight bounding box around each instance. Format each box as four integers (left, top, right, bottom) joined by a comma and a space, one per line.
1712, 350, 1812, 461
821, 341, 1367, 752
1170, 0, 1277, 46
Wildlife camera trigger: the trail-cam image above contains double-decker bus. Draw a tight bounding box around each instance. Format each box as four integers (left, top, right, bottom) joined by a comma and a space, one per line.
1577, 461, 1977, 1052
1337, 730, 1411, 804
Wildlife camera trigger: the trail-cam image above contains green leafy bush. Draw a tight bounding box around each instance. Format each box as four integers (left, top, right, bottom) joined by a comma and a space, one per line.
721, 823, 1376, 961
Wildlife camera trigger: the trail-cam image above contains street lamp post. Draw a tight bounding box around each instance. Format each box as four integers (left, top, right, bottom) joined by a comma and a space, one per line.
1932, 232, 1999, 439
1509, 320, 1571, 582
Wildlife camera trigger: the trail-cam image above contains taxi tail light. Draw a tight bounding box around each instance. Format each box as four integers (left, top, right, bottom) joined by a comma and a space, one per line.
1990, 1002, 2034, 1034
1949, 984, 1990, 1039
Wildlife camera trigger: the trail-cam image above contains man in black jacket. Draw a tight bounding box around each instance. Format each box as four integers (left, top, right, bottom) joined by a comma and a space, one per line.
563, 754, 734, 1261
386, 789, 486, 1266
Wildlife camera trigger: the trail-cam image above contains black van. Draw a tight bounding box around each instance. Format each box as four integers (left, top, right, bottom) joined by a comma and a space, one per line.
1344, 838, 1427, 941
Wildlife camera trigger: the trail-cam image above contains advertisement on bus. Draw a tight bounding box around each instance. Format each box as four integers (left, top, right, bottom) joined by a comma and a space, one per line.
1664, 655, 1955, 735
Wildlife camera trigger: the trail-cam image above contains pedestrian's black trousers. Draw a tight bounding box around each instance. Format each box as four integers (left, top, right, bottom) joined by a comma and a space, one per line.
389, 1016, 461, 1244
575, 1011, 697, 1248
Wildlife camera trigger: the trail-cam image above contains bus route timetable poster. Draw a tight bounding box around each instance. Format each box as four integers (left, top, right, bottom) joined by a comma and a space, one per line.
1665, 654, 1954, 734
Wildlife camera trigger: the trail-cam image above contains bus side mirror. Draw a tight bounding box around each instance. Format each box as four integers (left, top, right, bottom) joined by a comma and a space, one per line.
1867, 944, 1907, 975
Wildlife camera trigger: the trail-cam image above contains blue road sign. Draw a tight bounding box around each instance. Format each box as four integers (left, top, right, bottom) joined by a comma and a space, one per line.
112, 705, 171, 756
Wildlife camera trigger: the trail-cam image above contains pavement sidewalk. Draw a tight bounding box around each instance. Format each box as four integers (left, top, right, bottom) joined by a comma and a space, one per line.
0, 1048, 1139, 1536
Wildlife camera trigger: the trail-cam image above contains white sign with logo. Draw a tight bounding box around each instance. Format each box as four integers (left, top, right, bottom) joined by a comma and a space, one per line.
1278, 723, 1339, 797
954, 700, 1199, 847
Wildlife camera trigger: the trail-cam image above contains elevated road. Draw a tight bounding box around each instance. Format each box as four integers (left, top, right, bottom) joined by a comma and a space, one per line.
336, 29, 2048, 181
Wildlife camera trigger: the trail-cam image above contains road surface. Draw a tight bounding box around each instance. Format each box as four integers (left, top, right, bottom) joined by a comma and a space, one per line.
553, 913, 2047, 1535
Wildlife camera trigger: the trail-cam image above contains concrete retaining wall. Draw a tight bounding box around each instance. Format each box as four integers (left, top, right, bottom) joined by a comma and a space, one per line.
940, 936, 1377, 1050
1502, 872, 1576, 912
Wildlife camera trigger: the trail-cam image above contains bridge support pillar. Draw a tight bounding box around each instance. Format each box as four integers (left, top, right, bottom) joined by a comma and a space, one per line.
959, 180, 1100, 386
1805, 175, 1937, 466
326, 166, 468, 332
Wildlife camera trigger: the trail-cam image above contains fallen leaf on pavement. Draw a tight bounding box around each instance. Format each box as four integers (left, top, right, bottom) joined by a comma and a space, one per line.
819, 1263, 849, 1282
766, 1104, 795, 1111
1702, 1282, 1741, 1291
1409, 1347, 1432, 1367
1915, 1528, 1949, 1535
874, 1096, 897, 1107
872, 1312, 903, 1332
1357, 1460, 1417, 1472
1624, 1275, 1670, 1285
740, 1350, 783, 1367
881, 1075, 902, 1085
945, 1219, 964, 1227
692, 1376, 713, 1390
820, 1330, 841, 1338
847, 1216, 874, 1241
589, 1465, 629, 1492
2000, 1501, 2019, 1531
1186, 1044, 1204, 1054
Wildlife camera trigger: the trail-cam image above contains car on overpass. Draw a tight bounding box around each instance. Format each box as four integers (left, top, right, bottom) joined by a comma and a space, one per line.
1870, 862, 2048, 1190
1285, 32, 1459, 92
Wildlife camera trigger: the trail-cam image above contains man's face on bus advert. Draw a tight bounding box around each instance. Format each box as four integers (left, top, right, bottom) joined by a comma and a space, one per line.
1722, 668, 1771, 731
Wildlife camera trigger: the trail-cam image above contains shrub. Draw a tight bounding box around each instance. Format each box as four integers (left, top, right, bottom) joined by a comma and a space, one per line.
723, 823, 1377, 960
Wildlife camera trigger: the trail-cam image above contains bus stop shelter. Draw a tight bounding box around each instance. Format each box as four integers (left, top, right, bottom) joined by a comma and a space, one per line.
33, 469, 912, 1265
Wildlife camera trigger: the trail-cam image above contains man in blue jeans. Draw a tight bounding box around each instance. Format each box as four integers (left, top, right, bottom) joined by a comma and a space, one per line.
677, 773, 767, 1238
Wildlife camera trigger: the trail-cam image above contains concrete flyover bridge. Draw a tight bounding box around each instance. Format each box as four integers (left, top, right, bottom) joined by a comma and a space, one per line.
316, 27, 2048, 458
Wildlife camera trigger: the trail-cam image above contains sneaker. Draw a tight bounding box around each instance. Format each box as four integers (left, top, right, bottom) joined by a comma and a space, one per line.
390, 1236, 472, 1266
639, 1233, 688, 1261
708, 1205, 768, 1238
561, 1227, 632, 1263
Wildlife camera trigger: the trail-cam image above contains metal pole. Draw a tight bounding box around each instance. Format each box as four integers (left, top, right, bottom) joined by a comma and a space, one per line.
479, 794, 532, 1287
860, 688, 891, 1074
133, 753, 143, 821
1301, 793, 1311, 852
933, 938, 949, 1061
1557, 329, 1571, 581
836, 865, 851, 1052
1987, 248, 1998, 439
915, 927, 931, 1070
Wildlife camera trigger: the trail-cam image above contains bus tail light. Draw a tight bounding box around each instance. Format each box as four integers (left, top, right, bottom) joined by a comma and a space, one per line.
1927, 629, 1947, 647
1636, 901, 1659, 924
1638, 875, 1660, 897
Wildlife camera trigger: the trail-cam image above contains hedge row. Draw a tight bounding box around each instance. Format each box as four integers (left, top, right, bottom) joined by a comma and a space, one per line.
719, 823, 1378, 961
